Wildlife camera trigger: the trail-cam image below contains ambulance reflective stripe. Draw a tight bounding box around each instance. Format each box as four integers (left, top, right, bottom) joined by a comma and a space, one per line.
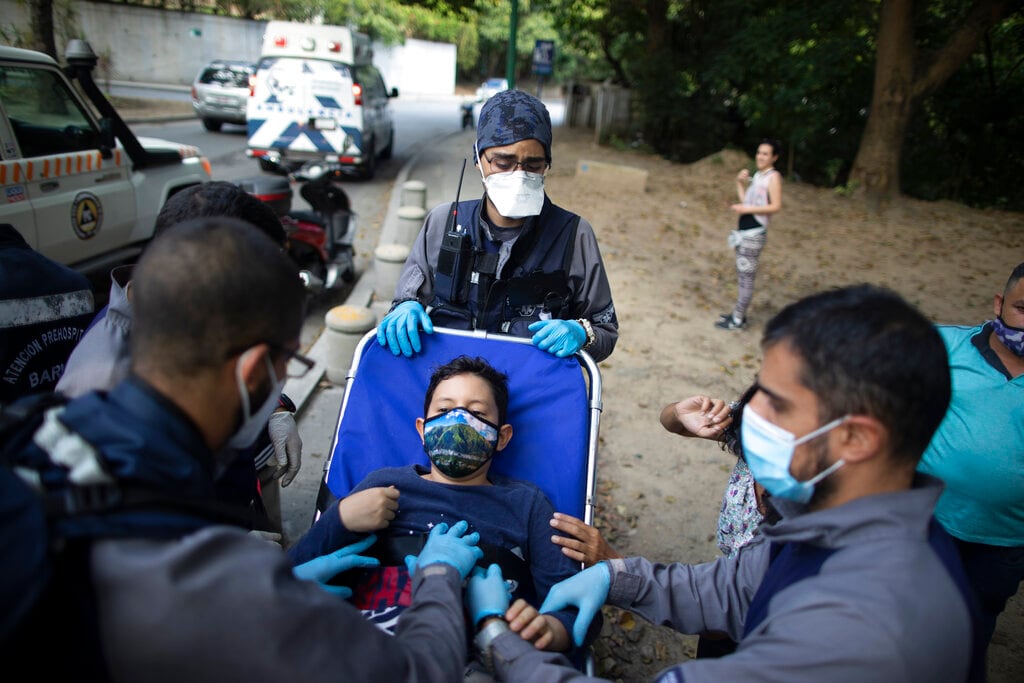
0, 289, 95, 329
315, 96, 341, 108
248, 116, 361, 154
271, 122, 334, 152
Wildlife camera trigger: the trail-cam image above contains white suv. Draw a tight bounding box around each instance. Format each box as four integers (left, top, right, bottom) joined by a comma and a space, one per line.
0, 40, 211, 277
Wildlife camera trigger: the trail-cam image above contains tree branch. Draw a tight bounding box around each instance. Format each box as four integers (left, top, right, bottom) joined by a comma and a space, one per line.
913, 0, 1020, 99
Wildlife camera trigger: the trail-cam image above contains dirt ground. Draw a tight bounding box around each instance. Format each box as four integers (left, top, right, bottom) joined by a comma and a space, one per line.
542, 127, 1022, 681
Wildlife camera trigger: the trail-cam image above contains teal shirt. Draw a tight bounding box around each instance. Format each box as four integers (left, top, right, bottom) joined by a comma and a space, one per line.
918, 323, 1024, 546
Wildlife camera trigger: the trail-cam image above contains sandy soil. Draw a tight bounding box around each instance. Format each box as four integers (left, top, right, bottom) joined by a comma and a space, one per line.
543, 127, 1023, 681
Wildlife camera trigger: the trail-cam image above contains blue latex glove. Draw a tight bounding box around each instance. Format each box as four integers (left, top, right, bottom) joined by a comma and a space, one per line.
467, 564, 512, 626
377, 301, 434, 357
403, 520, 483, 579
293, 534, 380, 598
539, 562, 611, 647
527, 319, 586, 358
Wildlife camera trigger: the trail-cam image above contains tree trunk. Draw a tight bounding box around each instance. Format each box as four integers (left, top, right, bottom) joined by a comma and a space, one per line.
29, 0, 57, 59
850, 0, 1015, 208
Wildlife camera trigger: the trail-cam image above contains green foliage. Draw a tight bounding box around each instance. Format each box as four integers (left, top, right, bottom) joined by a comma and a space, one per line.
900, 13, 1024, 210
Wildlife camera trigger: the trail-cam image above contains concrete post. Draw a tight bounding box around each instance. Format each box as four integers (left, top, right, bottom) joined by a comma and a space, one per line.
395, 205, 427, 245
401, 180, 427, 210
322, 305, 377, 385
373, 243, 411, 303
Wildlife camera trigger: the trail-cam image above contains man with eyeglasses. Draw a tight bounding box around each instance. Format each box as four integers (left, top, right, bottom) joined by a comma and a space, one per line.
378, 89, 618, 362
55, 181, 304, 537
1, 217, 485, 680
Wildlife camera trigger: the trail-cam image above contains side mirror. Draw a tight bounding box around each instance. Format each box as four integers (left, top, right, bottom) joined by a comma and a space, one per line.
389, 87, 399, 98
98, 118, 115, 158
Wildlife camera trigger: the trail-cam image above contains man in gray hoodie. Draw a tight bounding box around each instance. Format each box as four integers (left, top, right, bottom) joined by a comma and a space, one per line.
467, 284, 982, 683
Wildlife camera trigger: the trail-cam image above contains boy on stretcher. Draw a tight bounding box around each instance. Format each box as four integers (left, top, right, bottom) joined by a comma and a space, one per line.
288, 355, 596, 664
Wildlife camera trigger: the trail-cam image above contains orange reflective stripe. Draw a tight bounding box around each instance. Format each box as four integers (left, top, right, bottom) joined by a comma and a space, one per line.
115, 149, 122, 165
13, 163, 20, 183
0, 164, 6, 184
42, 159, 49, 178
24, 161, 33, 181
65, 156, 72, 174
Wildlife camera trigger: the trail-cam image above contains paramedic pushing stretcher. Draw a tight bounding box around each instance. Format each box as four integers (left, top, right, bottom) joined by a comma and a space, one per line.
378, 90, 618, 362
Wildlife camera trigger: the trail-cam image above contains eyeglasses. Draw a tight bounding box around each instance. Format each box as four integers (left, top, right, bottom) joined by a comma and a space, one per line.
485, 155, 548, 174
268, 343, 316, 379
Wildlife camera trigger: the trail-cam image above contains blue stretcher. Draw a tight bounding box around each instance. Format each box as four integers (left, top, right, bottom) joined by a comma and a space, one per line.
316, 327, 602, 529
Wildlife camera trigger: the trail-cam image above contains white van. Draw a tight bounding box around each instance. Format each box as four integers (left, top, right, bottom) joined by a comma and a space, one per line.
246, 21, 397, 179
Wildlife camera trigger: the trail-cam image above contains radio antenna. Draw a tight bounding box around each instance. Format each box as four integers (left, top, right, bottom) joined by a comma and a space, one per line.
445, 158, 467, 233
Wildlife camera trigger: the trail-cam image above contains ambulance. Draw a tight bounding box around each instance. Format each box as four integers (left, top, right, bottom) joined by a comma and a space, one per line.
246, 21, 398, 180
0, 40, 211, 279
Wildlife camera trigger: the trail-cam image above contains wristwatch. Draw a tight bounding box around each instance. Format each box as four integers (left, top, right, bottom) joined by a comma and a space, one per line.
576, 318, 596, 349
474, 617, 510, 673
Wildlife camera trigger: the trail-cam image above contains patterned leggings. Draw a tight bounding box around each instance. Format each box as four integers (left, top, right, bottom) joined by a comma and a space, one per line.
732, 231, 767, 322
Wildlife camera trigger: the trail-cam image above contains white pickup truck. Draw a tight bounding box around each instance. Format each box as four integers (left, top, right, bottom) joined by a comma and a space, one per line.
0, 40, 211, 278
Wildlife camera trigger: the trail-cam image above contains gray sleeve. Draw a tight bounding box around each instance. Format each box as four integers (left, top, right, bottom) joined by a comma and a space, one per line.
55, 309, 132, 398
490, 630, 603, 682
94, 528, 468, 683
605, 544, 770, 641
392, 202, 450, 306
569, 217, 617, 362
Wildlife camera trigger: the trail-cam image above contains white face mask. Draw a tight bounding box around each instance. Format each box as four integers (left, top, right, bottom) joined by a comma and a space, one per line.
477, 146, 545, 219
228, 348, 285, 449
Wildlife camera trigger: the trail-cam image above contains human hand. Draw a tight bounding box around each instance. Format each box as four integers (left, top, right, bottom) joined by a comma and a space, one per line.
467, 564, 511, 626
736, 169, 750, 183
268, 410, 302, 487
338, 486, 399, 532
540, 562, 611, 647
549, 512, 621, 567
506, 599, 568, 651
377, 301, 434, 357
527, 319, 586, 358
667, 395, 732, 439
404, 520, 483, 579
293, 534, 380, 598
730, 203, 746, 214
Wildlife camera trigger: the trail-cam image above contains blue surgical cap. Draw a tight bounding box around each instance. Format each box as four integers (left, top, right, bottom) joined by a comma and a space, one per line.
475, 90, 552, 163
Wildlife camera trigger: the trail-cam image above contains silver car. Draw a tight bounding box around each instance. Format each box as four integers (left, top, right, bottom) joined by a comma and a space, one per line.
191, 60, 253, 132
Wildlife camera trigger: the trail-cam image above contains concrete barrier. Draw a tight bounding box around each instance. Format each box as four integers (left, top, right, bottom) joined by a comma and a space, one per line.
401, 180, 427, 210
395, 205, 427, 245
373, 243, 411, 302
322, 305, 377, 384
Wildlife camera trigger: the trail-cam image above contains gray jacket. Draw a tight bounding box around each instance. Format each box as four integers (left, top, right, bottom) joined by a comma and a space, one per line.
489, 475, 973, 682
393, 197, 618, 362
94, 527, 469, 683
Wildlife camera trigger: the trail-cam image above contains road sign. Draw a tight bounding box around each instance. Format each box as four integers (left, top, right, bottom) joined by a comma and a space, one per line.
532, 40, 554, 76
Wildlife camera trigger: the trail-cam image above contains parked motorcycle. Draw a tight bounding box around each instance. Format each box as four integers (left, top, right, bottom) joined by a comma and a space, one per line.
234, 164, 356, 292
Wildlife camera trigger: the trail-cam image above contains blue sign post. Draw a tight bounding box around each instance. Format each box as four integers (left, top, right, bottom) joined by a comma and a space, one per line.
532, 39, 555, 98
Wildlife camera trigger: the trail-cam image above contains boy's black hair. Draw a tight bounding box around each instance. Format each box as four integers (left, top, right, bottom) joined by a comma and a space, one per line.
423, 356, 510, 427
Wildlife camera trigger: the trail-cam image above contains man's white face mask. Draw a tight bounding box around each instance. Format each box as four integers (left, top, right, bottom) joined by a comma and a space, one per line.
476, 144, 545, 219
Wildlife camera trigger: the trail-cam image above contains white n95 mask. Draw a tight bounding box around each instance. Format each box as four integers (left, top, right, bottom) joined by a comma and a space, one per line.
481, 170, 545, 219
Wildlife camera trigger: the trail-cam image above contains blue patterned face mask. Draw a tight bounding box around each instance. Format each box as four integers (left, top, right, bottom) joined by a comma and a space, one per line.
423, 408, 500, 479
992, 316, 1024, 357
